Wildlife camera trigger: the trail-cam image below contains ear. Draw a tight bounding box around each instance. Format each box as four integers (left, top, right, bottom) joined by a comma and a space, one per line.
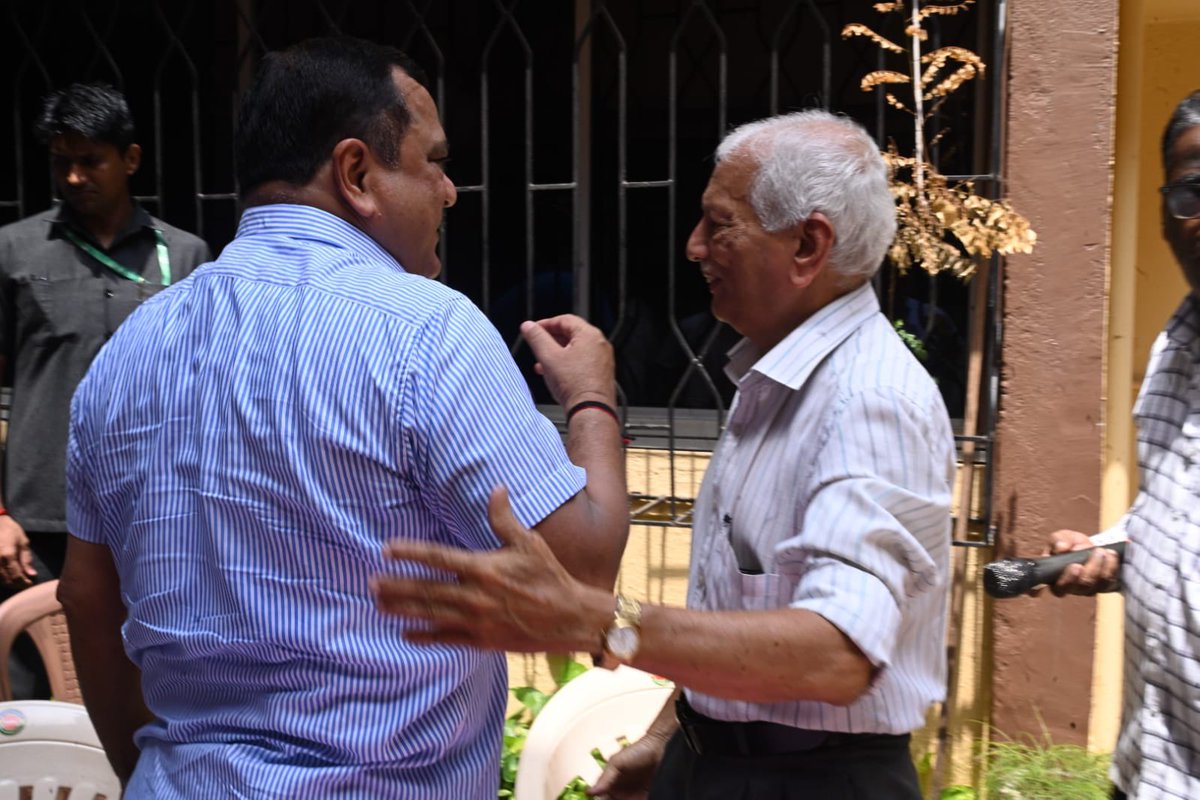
329, 138, 378, 220
123, 143, 142, 177
789, 211, 835, 289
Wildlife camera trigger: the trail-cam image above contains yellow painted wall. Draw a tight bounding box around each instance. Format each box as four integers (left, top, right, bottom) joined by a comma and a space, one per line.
1098, 0, 1200, 753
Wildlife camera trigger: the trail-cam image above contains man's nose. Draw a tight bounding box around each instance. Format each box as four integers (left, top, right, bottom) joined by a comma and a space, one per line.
443, 174, 457, 209
65, 165, 87, 186
685, 221, 706, 263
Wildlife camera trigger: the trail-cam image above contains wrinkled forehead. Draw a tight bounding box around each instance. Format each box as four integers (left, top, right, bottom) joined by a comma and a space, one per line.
703, 153, 756, 206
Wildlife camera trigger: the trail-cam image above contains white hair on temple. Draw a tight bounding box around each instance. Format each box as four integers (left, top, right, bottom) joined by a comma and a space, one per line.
716, 109, 897, 281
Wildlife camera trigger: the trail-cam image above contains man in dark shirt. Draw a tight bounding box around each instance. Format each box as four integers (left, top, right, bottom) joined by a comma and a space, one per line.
0, 83, 209, 695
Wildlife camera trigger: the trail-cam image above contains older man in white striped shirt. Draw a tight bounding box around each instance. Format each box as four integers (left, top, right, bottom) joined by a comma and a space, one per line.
376, 109, 955, 799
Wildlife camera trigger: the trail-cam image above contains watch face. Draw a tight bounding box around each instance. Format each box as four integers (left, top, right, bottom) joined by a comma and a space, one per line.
606, 625, 640, 661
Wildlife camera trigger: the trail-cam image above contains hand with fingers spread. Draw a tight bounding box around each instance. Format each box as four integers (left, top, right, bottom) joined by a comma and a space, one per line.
373, 485, 614, 653
521, 315, 616, 409
0, 515, 35, 588
1030, 529, 1123, 598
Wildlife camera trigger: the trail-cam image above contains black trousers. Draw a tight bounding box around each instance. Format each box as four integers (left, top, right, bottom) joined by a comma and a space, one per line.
3, 533, 68, 699
1112, 790, 1127, 800
649, 726, 921, 800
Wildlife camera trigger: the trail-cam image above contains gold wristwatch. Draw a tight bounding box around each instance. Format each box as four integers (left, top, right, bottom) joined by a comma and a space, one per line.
602, 595, 643, 664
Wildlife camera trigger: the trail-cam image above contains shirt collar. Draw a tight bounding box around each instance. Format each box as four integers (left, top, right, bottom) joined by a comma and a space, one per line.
235, 204, 405, 272
1166, 292, 1200, 350
51, 200, 156, 248
724, 280, 881, 390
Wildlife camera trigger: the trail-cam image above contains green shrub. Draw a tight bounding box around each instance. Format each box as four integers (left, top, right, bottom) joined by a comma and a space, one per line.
985, 735, 1111, 800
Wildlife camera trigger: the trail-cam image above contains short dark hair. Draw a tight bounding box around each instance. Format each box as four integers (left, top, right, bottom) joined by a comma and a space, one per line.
1162, 90, 1200, 174
35, 83, 136, 151
235, 37, 428, 198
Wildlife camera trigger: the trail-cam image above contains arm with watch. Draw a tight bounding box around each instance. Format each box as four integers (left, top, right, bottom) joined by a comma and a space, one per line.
373, 485, 872, 702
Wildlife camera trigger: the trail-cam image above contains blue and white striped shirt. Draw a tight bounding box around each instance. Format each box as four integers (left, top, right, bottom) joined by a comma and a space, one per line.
66, 204, 585, 798
686, 281, 954, 734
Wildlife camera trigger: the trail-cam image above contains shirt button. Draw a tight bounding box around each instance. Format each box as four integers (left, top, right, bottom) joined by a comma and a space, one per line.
105, 289, 114, 298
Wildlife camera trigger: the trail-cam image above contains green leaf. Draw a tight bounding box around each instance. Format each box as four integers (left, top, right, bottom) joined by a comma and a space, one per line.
512, 686, 551, 717
556, 775, 592, 799
545, 652, 583, 687
941, 787, 978, 800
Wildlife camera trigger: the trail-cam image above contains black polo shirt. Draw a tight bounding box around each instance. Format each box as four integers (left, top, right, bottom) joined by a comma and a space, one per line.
0, 203, 211, 532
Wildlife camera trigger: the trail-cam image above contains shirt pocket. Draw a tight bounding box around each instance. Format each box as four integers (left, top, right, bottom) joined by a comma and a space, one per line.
700, 523, 798, 612
22, 275, 104, 341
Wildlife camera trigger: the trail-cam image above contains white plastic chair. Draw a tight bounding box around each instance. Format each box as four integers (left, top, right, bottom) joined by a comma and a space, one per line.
0, 700, 121, 799
514, 666, 675, 800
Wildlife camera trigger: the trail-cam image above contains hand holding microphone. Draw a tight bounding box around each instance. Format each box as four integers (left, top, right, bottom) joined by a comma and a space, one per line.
983, 531, 1125, 599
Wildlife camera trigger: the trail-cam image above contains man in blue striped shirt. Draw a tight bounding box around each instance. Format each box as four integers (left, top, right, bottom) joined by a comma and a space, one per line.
59, 37, 628, 798
378, 111, 955, 799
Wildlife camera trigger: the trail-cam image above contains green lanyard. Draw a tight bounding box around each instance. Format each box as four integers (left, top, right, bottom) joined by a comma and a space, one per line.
62, 226, 171, 286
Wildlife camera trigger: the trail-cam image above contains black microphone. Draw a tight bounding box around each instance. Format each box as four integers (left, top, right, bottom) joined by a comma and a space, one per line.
983, 542, 1126, 599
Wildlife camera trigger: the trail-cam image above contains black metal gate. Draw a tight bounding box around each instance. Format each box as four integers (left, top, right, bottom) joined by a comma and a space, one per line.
1, 0, 1005, 543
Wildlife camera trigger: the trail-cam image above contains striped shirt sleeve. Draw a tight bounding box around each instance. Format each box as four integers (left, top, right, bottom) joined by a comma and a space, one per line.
402, 296, 585, 550
65, 379, 105, 545
779, 386, 947, 671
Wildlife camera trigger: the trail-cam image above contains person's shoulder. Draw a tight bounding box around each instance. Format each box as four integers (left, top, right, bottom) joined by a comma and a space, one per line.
835, 314, 944, 406
148, 215, 209, 253
0, 207, 57, 243
315, 252, 477, 328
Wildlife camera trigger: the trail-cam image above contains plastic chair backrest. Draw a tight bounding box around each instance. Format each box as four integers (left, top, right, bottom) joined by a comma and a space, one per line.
0, 700, 120, 799
0, 581, 81, 703
514, 666, 675, 800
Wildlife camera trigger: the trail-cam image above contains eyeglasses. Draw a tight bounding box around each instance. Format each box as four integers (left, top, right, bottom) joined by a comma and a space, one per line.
1160, 182, 1200, 220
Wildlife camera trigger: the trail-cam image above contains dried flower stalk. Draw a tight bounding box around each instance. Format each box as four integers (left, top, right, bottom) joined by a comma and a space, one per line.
841, 0, 1036, 277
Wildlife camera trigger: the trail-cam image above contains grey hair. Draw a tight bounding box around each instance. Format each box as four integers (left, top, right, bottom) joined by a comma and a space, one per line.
716, 109, 896, 282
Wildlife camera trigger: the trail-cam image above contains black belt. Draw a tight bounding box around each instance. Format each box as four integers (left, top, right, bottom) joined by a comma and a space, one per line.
675, 694, 891, 757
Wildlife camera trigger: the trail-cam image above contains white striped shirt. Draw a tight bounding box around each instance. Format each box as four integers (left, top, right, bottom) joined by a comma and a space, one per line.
1109, 293, 1200, 799
66, 204, 585, 798
685, 281, 954, 734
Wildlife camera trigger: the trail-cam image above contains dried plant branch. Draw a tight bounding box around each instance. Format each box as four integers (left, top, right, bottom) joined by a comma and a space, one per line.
905, 25, 930, 41
861, 70, 911, 91
925, 63, 981, 100
919, 0, 975, 19
885, 92, 912, 113
843, 0, 1036, 278
885, 150, 1037, 277
841, 23, 907, 54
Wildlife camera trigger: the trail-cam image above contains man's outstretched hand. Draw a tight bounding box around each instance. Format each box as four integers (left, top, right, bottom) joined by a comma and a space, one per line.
373, 486, 613, 653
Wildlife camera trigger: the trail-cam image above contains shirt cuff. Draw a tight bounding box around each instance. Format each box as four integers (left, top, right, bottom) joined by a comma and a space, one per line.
787, 556, 901, 671
506, 461, 587, 530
